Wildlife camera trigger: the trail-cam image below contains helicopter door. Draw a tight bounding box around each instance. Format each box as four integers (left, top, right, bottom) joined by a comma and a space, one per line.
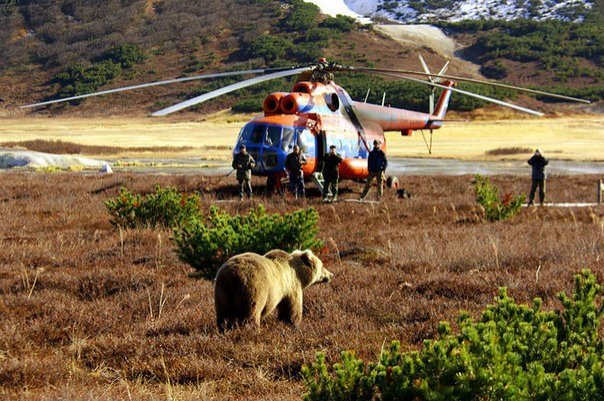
315, 130, 326, 172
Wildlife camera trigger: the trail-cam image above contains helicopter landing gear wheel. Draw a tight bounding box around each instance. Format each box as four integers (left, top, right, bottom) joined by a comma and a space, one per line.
386, 176, 400, 189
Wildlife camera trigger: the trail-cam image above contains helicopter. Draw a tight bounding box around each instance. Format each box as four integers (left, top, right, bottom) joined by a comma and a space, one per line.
23, 56, 590, 192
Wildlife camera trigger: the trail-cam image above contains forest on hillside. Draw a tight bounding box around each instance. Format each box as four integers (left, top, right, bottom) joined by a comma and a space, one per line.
1, 0, 602, 113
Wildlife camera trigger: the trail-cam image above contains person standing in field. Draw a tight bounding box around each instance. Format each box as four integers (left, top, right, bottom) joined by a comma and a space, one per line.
322, 145, 343, 202
232, 145, 256, 199
527, 149, 549, 206
360, 139, 388, 201
285, 144, 307, 199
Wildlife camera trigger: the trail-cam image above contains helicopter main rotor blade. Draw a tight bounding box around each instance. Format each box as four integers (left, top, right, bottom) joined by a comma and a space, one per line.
151, 67, 310, 116
353, 67, 591, 104
21, 67, 294, 109
376, 71, 545, 116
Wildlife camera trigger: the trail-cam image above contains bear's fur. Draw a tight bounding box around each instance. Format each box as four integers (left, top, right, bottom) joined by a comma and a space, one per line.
214, 249, 333, 331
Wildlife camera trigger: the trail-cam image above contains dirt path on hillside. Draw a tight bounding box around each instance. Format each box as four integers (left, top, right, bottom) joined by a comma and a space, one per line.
374, 24, 482, 77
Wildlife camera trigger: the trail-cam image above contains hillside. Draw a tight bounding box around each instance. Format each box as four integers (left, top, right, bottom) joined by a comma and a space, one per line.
0, 0, 601, 117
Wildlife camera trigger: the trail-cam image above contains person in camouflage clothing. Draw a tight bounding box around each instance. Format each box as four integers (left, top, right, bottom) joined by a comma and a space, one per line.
232, 145, 256, 199
285, 144, 307, 199
322, 145, 343, 202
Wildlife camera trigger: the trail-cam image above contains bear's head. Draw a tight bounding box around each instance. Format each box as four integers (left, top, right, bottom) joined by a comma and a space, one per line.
290, 249, 333, 289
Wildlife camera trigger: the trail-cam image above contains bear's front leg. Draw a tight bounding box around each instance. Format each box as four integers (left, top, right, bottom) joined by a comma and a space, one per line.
277, 289, 303, 326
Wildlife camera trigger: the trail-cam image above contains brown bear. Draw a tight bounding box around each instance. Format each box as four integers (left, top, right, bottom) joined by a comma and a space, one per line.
214, 249, 333, 331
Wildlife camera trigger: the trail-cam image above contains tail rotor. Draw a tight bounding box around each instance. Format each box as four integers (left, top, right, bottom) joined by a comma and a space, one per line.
418, 54, 450, 154
419, 53, 450, 115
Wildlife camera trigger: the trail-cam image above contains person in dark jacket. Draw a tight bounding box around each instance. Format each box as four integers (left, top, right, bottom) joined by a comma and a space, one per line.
527, 149, 549, 205
232, 145, 256, 199
322, 145, 343, 202
360, 139, 388, 201
285, 144, 307, 198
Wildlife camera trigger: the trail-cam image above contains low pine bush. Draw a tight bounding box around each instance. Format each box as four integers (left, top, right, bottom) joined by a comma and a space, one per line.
106, 188, 323, 278
473, 174, 525, 221
105, 186, 201, 228
302, 270, 604, 401
172, 205, 323, 279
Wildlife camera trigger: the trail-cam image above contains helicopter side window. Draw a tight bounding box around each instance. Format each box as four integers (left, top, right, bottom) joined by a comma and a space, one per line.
296, 128, 315, 156
281, 128, 295, 151
357, 137, 368, 158
266, 126, 281, 147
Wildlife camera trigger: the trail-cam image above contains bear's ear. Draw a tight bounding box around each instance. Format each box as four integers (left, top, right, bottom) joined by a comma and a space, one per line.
300, 250, 314, 267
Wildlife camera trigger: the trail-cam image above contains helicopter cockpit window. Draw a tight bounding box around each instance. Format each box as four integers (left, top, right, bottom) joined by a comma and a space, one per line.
250, 124, 265, 143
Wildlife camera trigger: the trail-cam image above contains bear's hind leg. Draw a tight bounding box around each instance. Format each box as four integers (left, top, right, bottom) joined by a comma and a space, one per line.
277, 291, 303, 326
216, 306, 246, 332
216, 294, 253, 332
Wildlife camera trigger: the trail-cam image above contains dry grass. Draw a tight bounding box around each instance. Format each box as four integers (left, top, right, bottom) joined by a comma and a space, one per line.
485, 146, 534, 156
0, 139, 195, 155
0, 172, 603, 400
1, 114, 603, 161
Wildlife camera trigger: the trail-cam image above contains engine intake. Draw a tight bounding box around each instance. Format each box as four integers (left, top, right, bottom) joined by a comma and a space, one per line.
263, 92, 287, 115
281, 93, 312, 114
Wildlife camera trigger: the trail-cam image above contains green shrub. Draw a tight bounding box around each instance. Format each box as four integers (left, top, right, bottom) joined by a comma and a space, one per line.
105, 186, 201, 229
279, 0, 320, 33
319, 15, 356, 32
480, 59, 508, 79
105, 44, 147, 69
303, 270, 604, 401
171, 205, 323, 279
247, 35, 293, 62
473, 174, 525, 222
51, 44, 147, 102
53, 61, 122, 99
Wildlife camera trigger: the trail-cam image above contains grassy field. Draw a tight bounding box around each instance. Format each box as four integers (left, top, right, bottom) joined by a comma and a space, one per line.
0, 172, 602, 400
1, 113, 603, 162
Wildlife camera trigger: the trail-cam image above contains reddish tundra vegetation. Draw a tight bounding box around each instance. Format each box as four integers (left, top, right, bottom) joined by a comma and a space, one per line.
0, 172, 602, 400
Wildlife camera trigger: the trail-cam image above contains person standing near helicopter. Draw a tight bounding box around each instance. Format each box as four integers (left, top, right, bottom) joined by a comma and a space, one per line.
322, 145, 343, 202
232, 144, 256, 199
527, 148, 549, 206
285, 144, 307, 198
360, 139, 388, 201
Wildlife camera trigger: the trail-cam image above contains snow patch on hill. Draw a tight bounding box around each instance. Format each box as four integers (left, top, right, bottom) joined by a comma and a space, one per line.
345, 0, 593, 23
304, 0, 372, 23
305, 1, 462, 58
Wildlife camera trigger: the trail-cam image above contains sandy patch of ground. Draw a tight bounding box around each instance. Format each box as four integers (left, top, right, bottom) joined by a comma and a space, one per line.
1, 114, 602, 163
374, 24, 482, 76
389, 115, 604, 161
375, 24, 456, 56
0, 116, 241, 160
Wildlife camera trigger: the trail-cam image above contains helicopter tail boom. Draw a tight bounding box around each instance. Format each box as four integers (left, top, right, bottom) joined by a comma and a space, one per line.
433, 81, 454, 120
